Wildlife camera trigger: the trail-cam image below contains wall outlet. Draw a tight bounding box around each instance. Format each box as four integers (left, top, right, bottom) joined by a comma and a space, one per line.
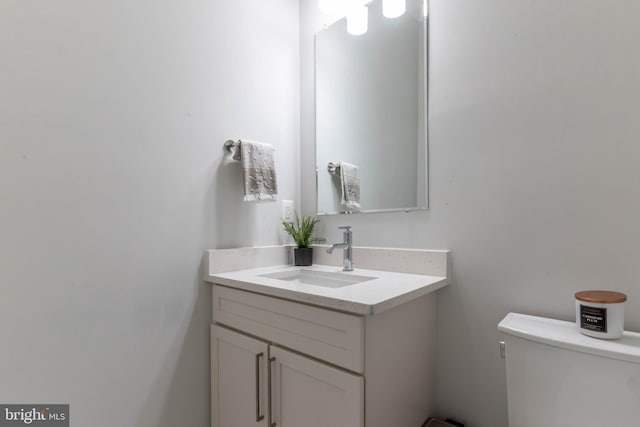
281, 200, 295, 222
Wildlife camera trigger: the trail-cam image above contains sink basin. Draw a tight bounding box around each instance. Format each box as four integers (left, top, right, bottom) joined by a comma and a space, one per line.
259, 269, 376, 288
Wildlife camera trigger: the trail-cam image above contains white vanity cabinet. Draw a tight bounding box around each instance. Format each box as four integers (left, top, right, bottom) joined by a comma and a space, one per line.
210, 284, 437, 427
211, 325, 270, 427
212, 324, 363, 427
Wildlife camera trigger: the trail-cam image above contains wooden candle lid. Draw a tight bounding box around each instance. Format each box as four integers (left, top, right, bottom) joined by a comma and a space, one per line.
575, 290, 627, 304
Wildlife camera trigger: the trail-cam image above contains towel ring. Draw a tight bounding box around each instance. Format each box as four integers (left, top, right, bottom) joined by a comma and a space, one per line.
327, 162, 341, 176
224, 140, 240, 154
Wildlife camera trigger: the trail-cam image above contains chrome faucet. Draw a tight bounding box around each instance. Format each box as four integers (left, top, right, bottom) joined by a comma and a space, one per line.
327, 226, 353, 271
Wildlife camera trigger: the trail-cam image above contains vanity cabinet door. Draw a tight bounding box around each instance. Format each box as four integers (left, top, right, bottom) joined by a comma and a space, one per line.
270, 346, 364, 427
211, 325, 269, 427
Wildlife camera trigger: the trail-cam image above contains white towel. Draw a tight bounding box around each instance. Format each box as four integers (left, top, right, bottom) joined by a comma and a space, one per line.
339, 161, 360, 211
232, 140, 278, 202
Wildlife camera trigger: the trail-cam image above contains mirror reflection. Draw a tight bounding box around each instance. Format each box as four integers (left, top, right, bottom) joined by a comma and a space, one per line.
315, 0, 428, 215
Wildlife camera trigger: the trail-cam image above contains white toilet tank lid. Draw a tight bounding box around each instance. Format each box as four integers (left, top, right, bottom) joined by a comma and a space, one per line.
498, 312, 640, 364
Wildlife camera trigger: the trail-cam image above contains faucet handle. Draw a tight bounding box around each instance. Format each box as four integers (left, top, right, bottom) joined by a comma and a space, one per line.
338, 226, 351, 231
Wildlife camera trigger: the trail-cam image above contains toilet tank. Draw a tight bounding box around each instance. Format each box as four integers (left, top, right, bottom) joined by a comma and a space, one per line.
498, 313, 640, 427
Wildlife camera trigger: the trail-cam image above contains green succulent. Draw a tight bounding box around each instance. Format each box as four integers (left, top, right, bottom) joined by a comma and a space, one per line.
282, 214, 326, 248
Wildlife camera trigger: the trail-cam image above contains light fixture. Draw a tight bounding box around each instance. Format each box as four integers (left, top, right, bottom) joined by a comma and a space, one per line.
423, 0, 428, 17
382, 0, 406, 18
347, 4, 368, 36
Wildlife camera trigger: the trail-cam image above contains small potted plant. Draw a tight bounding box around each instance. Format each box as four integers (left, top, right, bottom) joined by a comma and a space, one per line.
282, 214, 325, 266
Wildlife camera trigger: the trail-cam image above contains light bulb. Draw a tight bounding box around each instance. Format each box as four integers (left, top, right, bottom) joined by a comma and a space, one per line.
383, 0, 406, 18
347, 5, 368, 36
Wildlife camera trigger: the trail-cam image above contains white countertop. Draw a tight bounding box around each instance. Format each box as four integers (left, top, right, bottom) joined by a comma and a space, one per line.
206, 264, 449, 315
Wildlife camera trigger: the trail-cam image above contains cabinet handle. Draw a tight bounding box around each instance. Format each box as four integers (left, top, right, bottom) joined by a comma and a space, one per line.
268, 356, 276, 427
255, 352, 265, 422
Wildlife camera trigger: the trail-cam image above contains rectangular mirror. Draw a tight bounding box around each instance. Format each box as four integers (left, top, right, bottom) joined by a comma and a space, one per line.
315, 0, 428, 215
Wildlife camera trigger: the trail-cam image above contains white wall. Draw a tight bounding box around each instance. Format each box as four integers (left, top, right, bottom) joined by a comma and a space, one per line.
302, 0, 640, 426
0, 1, 299, 426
